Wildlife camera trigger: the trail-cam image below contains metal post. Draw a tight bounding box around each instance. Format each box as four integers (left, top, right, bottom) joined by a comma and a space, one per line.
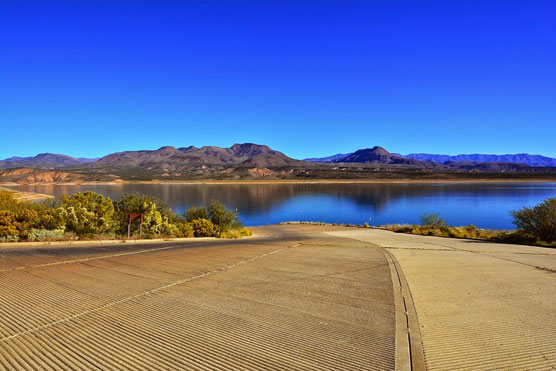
128, 213, 144, 239
128, 215, 132, 239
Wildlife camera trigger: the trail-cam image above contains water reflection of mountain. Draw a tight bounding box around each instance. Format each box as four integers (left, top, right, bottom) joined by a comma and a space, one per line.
9, 182, 556, 216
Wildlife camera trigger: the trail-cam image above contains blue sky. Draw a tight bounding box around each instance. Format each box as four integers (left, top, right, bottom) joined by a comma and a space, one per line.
1, 0, 555, 160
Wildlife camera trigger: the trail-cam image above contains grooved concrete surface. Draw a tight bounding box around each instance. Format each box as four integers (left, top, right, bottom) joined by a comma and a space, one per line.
0, 226, 395, 370
331, 229, 556, 371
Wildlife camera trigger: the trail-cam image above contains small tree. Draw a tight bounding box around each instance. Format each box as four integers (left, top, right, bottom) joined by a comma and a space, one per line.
420, 212, 447, 227
512, 198, 556, 243
184, 206, 208, 223
208, 200, 240, 234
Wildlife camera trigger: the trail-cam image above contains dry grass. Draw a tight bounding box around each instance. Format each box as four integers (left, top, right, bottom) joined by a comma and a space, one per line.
382, 224, 556, 248
218, 227, 253, 238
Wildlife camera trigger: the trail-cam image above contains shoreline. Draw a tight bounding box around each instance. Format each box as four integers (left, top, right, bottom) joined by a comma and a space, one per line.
0, 186, 54, 201
2, 178, 556, 186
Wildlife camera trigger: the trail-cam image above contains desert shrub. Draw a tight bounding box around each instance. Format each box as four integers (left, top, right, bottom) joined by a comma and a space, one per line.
0, 210, 20, 239
27, 229, 65, 241
448, 227, 465, 238
176, 222, 194, 238
219, 229, 242, 239
511, 198, 556, 243
420, 212, 447, 227
13, 209, 39, 239
184, 201, 243, 236
0, 190, 24, 212
426, 228, 443, 237
219, 227, 252, 239
0, 192, 66, 240
190, 218, 215, 237
463, 225, 479, 238
35, 207, 66, 231
138, 202, 178, 238
184, 206, 208, 223
410, 226, 423, 234
61, 192, 116, 237
241, 228, 252, 236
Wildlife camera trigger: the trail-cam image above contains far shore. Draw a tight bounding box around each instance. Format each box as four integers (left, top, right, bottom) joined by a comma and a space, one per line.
2, 178, 556, 187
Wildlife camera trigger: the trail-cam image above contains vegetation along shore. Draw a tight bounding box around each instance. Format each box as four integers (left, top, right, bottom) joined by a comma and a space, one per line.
0, 189, 251, 243
382, 200, 556, 248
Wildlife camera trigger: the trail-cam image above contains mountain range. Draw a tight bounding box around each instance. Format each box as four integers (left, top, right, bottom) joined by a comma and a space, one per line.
305, 150, 556, 167
403, 153, 556, 167
84, 143, 302, 170
1, 144, 555, 184
0, 154, 98, 169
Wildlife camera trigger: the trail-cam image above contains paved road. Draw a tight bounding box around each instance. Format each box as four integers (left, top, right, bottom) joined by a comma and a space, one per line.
1, 225, 555, 370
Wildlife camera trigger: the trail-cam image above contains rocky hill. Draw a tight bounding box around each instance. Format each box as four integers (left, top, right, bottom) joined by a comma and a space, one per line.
332, 147, 431, 166
87, 143, 301, 169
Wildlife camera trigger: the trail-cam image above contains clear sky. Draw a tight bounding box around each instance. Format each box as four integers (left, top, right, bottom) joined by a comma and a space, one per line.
1, 0, 555, 160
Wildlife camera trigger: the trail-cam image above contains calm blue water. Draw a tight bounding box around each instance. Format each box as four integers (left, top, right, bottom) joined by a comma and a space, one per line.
7, 183, 556, 229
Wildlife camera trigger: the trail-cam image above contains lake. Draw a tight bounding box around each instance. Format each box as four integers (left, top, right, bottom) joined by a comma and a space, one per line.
6, 182, 556, 229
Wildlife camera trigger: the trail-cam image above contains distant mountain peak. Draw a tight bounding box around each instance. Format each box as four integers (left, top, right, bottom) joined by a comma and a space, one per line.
178, 146, 199, 153
368, 146, 389, 155
230, 143, 272, 157
155, 146, 180, 155
308, 146, 428, 166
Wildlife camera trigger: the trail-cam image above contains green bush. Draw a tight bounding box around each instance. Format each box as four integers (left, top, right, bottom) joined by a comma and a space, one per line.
190, 218, 215, 237
27, 229, 65, 241
0, 190, 23, 212
0, 210, 20, 240
176, 222, 194, 238
511, 198, 556, 243
209, 200, 241, 234
420, 212, 447, 227
184, 206, 209, 223
220, 227, 253, 238
60, 192, 116, 237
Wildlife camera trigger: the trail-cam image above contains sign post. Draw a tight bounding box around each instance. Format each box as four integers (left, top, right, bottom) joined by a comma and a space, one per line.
128, 213, 144, 239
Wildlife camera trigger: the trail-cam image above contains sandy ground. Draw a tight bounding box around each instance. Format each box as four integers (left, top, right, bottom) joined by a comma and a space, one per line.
1, 225, 555, 370
0, 187, 53, 202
